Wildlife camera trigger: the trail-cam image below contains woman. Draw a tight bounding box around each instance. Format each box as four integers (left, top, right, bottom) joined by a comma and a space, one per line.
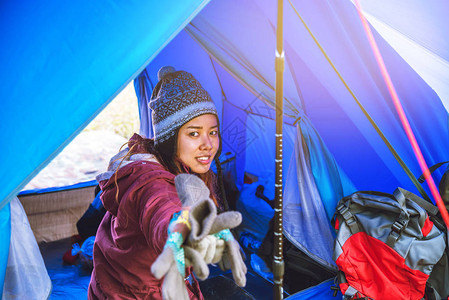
88, 66, 226, 299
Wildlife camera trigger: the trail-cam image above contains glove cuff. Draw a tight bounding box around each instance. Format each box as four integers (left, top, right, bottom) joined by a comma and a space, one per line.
165, 232, 186, 277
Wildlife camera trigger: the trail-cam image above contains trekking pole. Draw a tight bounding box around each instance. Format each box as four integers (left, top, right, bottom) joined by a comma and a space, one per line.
274, 0, 285, 299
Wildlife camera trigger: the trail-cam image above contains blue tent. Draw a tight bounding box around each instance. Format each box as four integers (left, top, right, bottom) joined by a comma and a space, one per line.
1, 0, 448, 297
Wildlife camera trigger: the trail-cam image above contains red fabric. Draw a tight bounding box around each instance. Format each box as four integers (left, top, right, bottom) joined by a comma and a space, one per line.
339, 282, 349, 295
336, 232, 428, 300
62, 250, 79, 264
62, 234, 83, 264
88, 160, 203, 300
334, 218, 340, 230
421, 216, 434, 237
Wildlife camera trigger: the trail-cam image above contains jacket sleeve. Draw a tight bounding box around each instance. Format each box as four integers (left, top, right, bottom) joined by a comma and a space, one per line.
139, 178, 183, 254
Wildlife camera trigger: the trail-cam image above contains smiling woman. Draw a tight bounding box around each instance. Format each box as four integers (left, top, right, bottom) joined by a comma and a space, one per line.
88, 66, 243, 300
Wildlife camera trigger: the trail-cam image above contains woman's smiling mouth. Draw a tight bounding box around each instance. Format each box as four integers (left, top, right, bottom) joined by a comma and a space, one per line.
196, 156, 211, 164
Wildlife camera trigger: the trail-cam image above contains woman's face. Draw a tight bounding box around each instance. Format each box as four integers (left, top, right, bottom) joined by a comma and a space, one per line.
176, 114, 219, 174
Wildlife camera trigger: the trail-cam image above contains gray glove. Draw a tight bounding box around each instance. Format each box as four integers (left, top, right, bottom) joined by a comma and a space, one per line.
175, 174, 247, 286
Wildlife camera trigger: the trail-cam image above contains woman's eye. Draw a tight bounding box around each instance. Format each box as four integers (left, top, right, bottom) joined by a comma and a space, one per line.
210, 130, 218, 136
189, 132, 199, 137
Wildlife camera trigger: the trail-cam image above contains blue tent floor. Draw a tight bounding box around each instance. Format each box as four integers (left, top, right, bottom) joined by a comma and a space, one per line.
40, 238, 91, 299
39, 238, 280, 299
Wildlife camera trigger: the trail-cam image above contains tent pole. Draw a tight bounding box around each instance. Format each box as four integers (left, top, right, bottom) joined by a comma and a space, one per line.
273, 0, 285, 299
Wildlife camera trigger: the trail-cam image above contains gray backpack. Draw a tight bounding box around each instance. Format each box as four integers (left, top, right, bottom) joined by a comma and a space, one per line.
333, 188, 449, 299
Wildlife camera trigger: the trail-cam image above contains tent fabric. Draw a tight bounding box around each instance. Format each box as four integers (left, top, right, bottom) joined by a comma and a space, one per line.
0, 0, 211, 209
0, 203, 11, 295
299, 116, 357, 221
357, 0, 449, 110
134, 69, 155, 138
284, 120, 340, 270
185, 0, 449, 196
243, 115, 296, 183
236, 179, 275, 242
2, 197, 51, 299
185, 6, 300, 118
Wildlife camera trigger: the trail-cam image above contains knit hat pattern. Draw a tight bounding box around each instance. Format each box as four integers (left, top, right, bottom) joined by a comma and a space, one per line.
149, 67, 218, 145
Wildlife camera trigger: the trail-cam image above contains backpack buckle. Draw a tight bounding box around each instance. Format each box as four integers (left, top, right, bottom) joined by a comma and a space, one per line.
391, 218, 407, 234
387, 217, 409, 246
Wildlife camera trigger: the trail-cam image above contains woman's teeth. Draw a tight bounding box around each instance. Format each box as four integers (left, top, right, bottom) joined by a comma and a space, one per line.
197, 156, 210, 163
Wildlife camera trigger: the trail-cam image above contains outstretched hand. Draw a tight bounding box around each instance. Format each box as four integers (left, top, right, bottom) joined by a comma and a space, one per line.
153, 173, 247, 295
175, 174, 247, 286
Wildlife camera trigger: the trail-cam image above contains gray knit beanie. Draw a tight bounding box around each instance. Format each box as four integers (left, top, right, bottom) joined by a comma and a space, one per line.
149, 66, 218, 146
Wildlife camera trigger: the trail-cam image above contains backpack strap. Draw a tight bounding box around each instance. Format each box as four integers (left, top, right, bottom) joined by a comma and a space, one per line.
386, 214, 409, 247
337, 271, 361, 299
396, 187, 439, 216
387, 189, 411, 247
343, 286, 360, 299
336, 203, 361, 234
418, 161, 449, 183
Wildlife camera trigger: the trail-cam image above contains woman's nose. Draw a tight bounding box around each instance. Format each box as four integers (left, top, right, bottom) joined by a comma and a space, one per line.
200, 135, 212, 150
